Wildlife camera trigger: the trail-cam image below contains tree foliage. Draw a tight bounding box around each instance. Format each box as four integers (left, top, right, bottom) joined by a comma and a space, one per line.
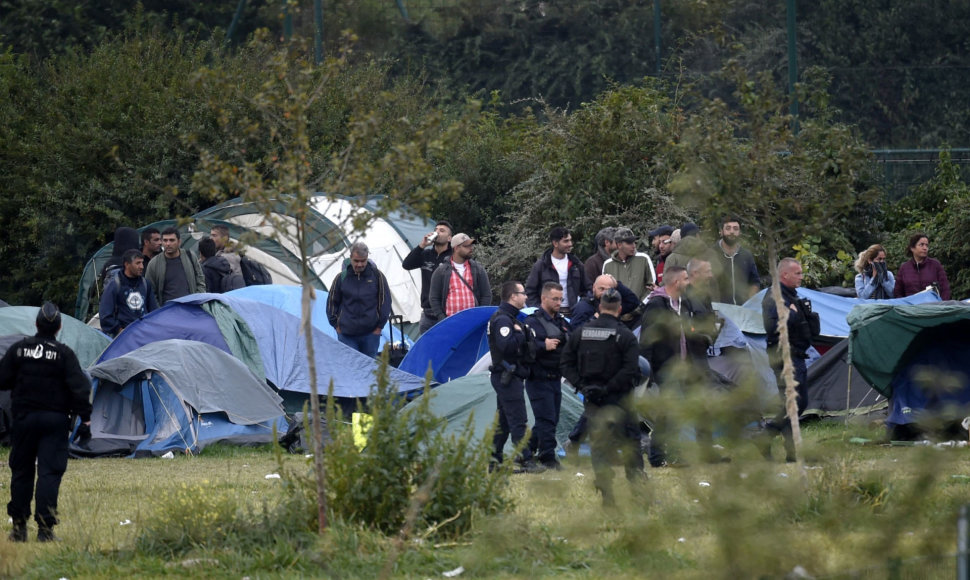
477, 82, 692, 285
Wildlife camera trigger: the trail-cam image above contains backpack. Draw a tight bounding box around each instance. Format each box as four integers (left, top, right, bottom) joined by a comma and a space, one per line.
239, 256, 272, 286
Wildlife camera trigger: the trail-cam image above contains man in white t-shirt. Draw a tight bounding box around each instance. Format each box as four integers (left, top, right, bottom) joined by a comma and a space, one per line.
524, 226, 590, 316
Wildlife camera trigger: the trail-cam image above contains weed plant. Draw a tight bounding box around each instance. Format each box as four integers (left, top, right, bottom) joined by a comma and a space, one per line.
314, 356, 509, 539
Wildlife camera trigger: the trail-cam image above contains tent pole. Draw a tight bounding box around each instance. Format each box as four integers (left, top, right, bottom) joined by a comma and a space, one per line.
845, 365, 852, 427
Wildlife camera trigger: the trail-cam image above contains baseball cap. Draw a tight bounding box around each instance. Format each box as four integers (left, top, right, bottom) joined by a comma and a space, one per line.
451, 233, 475, 248
648, 225, 674, 239
679, 222, 700, 238
613, 227, 638, 243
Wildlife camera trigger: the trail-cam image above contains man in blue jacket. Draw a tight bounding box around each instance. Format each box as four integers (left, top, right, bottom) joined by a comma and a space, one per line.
99, 249, 159, 337
327, 242, 392, 358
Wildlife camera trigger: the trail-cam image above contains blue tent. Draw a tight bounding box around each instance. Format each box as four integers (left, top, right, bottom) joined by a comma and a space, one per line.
715, 287, 942, 338
398, 307, 499, 383
225, 284, 411, 351
75, 339, 288, 457
99, 294, 425, 400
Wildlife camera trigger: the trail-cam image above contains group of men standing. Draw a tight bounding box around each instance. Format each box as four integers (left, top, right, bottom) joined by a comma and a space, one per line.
98, 225, 246, 337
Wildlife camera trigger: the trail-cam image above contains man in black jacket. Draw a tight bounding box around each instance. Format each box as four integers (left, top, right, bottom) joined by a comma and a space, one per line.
561, 289, 641, 506
487, 281, 540, 472
524, 227, 590, 316
639, 266, 715, 466
523, 282, 571, 470
0, 303, 92, 542
401, 220, 453, 334
199, 237, 244, 293
762, 258, 820, 462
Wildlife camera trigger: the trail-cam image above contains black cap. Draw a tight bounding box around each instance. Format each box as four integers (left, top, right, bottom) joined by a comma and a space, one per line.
648, 225, 674, 239
679, 222, 700, 238
36, 301, 61, 334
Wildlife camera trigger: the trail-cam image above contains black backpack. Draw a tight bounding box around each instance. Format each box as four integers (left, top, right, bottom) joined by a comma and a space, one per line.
239, 256, 272, 286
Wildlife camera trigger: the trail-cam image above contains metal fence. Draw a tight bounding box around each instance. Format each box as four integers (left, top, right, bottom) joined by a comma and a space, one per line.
872, 149, 970, 201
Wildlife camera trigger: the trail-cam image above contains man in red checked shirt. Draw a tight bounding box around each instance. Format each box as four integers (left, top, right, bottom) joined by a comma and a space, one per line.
428, 233, 492, 320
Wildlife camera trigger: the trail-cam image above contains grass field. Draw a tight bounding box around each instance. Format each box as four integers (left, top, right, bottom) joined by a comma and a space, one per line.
1, 419, 968, 579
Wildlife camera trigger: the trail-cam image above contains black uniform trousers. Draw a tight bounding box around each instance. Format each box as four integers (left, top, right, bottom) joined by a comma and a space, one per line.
7, 410, 71, 528
525, 377, 561, 463
771, 356, 808, 459
587, 396, 643, 493
490, 373, 532, 464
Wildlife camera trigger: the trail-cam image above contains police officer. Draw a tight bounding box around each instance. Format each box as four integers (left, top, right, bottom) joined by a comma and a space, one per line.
561, 289, 642, 506
762, 258, 820, 462
524, 282, 571, 470
487, 280, 541, 472
0, 302, 92, 542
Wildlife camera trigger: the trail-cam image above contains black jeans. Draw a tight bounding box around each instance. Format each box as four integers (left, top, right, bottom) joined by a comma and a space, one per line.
8, 410, 71, 529
525, 378, 562, 463
490, 373, 532, 464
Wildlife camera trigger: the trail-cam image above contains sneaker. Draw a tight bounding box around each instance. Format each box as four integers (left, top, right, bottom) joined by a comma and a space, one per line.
8, 520, 27, 543
37, 527, 56, 543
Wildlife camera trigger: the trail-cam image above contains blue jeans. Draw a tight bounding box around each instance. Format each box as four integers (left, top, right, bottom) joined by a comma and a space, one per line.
338, 332, 381, 358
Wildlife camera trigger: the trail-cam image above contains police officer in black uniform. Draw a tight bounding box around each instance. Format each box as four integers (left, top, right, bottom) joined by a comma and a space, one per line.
487, 280, 541, 472
0, 303, 92, 542
524, 282, 571, 470
561, 289, 642, 506
762, 258, 820, 462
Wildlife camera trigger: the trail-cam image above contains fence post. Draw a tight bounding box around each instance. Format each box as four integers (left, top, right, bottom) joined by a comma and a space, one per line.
959, 504, 969, 580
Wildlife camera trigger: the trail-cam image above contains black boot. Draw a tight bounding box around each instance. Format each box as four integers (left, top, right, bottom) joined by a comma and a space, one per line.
9, 519, 27, 543
37, 524, 56, 542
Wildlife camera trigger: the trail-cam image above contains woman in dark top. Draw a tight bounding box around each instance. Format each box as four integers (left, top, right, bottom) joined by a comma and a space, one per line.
893, 233, 951, 300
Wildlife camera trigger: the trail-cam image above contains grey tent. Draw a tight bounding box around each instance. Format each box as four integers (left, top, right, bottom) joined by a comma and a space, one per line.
804, 339, 887, 419
74, 339, 288, 457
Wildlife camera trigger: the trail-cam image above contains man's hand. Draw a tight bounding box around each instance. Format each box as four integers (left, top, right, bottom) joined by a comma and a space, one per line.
372, 327, 382, 335
419, 231, 435, 249
74, 422, 92, 443
544, 338, 560, 351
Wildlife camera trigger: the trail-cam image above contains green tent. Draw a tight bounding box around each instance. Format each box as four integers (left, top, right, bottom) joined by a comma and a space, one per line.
0, 306, 110, 368
848, 303, 970, 397
402, 374, 585, 453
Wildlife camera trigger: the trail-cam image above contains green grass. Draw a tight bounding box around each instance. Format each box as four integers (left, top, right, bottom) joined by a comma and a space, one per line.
2, 421, 969, 579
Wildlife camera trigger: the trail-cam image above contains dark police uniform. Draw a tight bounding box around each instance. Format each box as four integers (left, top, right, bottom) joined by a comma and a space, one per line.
0, 313, 91, 540
523, 307, 571, 467
487, 301, 536, 466
561, 310, 641, 504
762, 283, 820, 461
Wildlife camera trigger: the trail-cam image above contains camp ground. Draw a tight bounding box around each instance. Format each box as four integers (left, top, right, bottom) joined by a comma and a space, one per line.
75, 194, 433, 332
71, 339, 288, 457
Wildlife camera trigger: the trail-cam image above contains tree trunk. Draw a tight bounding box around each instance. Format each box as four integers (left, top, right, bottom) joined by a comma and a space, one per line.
767, 245, 803, 466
